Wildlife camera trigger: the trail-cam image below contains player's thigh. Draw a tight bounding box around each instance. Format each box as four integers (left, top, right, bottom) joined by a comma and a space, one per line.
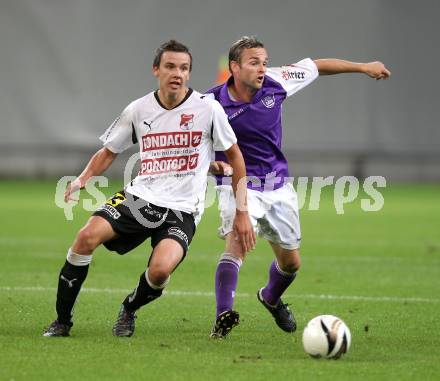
149, 238, 185, 276
217, 186, 259, 259
269, 241, 301, 273
149, 210, 195, 276
260, 184, 301, 251
73, 215, 118, 251
216, 186, 237, 239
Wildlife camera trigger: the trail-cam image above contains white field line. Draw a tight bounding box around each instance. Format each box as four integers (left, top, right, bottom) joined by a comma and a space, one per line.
2, 236, 438, 248
0, 286, 438, 304
1, 249, 437, 265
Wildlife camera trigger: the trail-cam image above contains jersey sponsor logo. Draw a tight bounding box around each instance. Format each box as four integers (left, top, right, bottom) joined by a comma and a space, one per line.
143, 203, 167, 220
97, 204, 121, 220
142, 131, 202, 151
167, 227, 189, 247
139, 153, 199, 175
261, 93, 276, 108
127, 287, 138, 303
60, 275, 78, 288
188, 153, 199, 169
281, 70, 306, 81
180, 113, 194, 130
106, 192, 126, 207
228, 107, 246, 121
143, 120, 153, 132
191, 131, 202, 147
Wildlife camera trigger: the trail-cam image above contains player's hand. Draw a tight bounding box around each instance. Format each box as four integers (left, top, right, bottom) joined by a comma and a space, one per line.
232, 210, 256, 253
209, 161, 233, 176
363, 61, 391, 80
64, 178, 84, 202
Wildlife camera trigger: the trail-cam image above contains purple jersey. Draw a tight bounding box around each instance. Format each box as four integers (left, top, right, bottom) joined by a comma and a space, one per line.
206, 58, 318, 191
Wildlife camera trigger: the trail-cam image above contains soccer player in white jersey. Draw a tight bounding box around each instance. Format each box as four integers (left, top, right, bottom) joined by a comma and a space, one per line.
43, 40, 255, 338
207, 36, 391, 338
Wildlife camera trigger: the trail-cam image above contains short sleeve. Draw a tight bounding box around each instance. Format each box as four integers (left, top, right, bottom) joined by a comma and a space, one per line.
266, 58, 319, 97
210, 100, 237, 151
99, 104, 134, 153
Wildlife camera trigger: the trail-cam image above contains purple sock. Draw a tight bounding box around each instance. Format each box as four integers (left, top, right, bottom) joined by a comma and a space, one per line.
261, 260, 296, 306
215, 254, 242, 317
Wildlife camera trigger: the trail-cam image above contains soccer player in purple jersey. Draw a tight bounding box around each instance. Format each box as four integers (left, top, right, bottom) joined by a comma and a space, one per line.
207, 36, 390, 338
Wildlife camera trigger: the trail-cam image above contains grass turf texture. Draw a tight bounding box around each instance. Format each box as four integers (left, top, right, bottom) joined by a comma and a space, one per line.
0, 180, 439, 380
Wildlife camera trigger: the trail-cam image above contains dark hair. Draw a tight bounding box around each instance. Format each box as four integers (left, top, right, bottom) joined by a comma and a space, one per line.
153, 40, 192, 71
228, 36, 265, 72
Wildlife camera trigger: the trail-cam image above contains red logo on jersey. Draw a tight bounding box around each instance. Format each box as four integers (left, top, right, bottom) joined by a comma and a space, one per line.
142, 132, 190, 151
139, 154, 199, 175
191, 131, 202, 147
281, 70, 306, 81
141, 131, 203, 151
188, 153, 199, 170
180, 114, 194, 130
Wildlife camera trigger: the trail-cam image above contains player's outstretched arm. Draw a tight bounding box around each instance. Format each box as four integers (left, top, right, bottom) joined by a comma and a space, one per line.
224, 144, 256, 252
314, 59, 391, 80
64, 147, 118, 202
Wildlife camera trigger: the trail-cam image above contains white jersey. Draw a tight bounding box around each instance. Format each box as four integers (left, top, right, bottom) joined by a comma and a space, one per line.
265, 58, 319, 97
100, 89, 237, 219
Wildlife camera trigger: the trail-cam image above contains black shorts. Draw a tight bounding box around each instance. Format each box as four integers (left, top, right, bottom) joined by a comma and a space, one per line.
93, 190, 196, 256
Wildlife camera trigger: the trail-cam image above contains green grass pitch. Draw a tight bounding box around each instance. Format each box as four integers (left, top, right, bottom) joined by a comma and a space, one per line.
1, 180, 439, 380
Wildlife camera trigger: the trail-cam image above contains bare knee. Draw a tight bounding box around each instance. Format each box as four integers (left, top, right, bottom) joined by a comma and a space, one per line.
148, 264, 171, 286
147, 239, 184, 286
278, 249, 301, 273
225, 233, 247, 262
73, 227, 102, 254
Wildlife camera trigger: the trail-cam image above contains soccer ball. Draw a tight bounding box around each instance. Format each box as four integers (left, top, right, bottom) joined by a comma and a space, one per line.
302, 315, 351, 359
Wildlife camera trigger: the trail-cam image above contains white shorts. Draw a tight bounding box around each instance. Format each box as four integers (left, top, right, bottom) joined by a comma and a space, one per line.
216, 183, 301, 250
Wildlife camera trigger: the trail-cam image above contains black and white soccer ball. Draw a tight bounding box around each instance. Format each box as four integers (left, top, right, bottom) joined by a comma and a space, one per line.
302, 315, 351, 359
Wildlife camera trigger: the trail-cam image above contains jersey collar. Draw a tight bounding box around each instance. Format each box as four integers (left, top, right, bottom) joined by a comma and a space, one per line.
154, 88, 194, 110
219, 76, 264, 106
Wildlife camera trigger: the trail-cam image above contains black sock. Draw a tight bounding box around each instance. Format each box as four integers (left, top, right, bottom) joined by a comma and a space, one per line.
56, 260, 89, 325
123, 272, 163, 311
